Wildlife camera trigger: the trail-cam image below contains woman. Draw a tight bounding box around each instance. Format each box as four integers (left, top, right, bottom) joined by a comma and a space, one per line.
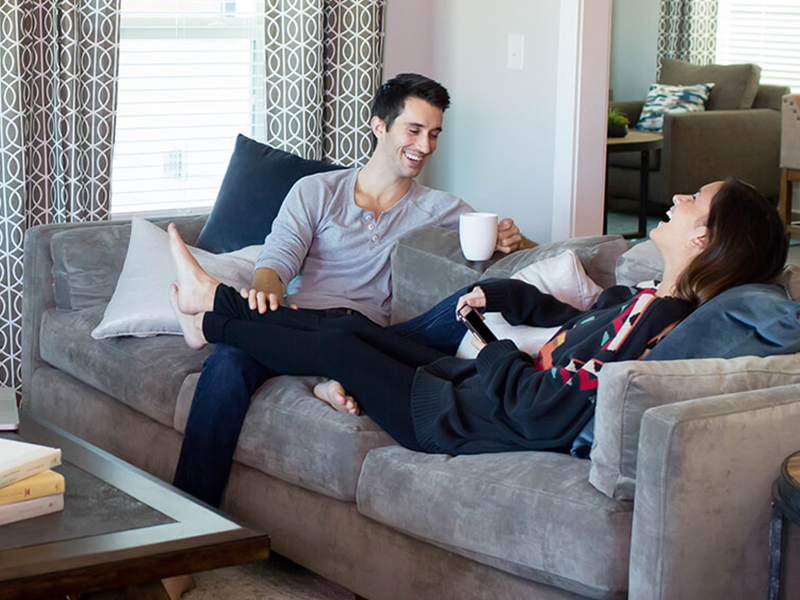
167, 177, 788, 455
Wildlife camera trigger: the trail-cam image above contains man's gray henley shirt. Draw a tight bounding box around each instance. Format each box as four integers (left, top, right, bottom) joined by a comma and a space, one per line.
255, 168, 472, 326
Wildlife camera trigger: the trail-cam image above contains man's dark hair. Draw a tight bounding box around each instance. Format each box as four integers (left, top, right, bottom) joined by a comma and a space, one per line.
369, 73, 450, 147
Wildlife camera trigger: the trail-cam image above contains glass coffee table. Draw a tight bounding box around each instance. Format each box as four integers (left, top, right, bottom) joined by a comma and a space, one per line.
0, 412, 270, 600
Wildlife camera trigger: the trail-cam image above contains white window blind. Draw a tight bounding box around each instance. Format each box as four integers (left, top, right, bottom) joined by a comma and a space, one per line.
112, 0, 266, 217
716, 0, 800, 92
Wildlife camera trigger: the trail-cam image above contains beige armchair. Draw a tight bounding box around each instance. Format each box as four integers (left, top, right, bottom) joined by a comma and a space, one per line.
608, 59, 789, 209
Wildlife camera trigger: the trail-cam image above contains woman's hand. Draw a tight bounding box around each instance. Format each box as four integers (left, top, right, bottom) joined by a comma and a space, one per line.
470, 335, 487, 352
455, 286, 487, 319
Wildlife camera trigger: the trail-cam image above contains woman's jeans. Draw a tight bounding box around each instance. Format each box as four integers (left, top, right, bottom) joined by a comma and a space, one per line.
172, 286, 471, 507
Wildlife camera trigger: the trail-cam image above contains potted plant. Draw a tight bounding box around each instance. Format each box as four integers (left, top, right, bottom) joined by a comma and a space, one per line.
608, 108, 629, 138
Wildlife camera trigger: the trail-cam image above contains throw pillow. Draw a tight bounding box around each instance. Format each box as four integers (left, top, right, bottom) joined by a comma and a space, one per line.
634, 82, 714, 133
645, 283, 800, 360
91, 218, 261, 339
194, 134, 345, 253
455, 251, 603, 359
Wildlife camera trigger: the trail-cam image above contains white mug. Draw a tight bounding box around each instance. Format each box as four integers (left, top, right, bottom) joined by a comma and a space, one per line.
459, 212, 498, 261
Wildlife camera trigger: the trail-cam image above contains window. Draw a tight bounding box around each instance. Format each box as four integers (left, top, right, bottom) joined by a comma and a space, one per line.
112, 0, 266, 217
716, 0, 800, 92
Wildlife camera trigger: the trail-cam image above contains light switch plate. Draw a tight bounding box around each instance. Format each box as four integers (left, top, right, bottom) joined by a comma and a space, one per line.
507, 33, 524, 70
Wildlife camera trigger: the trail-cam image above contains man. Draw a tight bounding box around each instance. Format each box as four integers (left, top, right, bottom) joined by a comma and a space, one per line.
173, 73, 534, 506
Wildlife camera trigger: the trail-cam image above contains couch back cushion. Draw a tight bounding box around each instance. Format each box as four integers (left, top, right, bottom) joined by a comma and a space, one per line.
658, 58, 761, 110
50, 216, 206, 311
614, 240, 663, 286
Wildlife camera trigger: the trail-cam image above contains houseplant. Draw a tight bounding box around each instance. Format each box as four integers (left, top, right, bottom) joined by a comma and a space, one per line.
608, 108, 629, 137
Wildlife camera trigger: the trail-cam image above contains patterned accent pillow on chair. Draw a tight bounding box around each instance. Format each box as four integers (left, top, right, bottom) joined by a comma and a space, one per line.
634, 82, 715, 132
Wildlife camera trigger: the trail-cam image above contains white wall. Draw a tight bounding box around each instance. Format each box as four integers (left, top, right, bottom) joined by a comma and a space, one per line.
384, 0, 560, 243
609, 0, 659, 101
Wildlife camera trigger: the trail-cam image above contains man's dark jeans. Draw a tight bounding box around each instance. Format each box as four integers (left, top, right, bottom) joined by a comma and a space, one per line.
172, 286, 471, 506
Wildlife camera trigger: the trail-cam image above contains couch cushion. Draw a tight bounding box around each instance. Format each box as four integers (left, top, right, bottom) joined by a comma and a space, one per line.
658, 58, 761, 110
39, 307, 210, 427
357, 446, 632, 599
615, 240, 663, 286
174, 372, 396, 502
195, 135, 345, 253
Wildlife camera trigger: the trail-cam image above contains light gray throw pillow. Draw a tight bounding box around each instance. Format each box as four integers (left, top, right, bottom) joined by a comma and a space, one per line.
91, 217, 259, 339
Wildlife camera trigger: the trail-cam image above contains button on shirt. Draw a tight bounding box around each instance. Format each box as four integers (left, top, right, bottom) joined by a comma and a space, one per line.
255, 168, 473, 325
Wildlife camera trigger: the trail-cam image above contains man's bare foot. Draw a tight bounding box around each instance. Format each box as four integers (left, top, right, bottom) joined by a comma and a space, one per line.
162, 574, 196, 600
313, 380, 360, 415
167, 223, 218, 315
170, 283, 208, 350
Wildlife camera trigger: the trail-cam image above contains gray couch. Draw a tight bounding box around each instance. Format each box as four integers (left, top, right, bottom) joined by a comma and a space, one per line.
608, 59, 789, 208
22, 217, 800, 600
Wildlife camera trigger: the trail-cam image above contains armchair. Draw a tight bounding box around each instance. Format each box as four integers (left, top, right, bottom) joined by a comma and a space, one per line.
608, 59, 789, 209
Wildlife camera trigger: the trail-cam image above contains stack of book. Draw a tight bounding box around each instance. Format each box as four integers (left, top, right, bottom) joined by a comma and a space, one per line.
0, 438, 64, 526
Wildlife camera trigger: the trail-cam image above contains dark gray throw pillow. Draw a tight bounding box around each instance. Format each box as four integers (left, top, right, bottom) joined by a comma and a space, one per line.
195, 134, 345, 253
645, 283, 800, 360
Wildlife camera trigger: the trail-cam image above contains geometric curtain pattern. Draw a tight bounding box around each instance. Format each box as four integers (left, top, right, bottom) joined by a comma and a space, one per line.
322, 0, 386, 166
0, 0, 120, 390
264, 0, 386, 166
657, 0, 719, 73
264, 0, 326, 160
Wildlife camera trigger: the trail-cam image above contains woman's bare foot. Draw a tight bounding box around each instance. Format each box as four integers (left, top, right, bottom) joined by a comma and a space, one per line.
170, 284, 208, 350
313, 380, 360, 416
162, 574, 196, 600
167, 223, 218, 315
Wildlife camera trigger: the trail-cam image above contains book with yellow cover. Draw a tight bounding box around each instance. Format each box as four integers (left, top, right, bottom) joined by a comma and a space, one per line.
0, 470, 65, 506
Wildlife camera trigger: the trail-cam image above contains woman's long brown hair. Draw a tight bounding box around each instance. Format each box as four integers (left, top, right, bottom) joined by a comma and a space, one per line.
673, 177, 789, 307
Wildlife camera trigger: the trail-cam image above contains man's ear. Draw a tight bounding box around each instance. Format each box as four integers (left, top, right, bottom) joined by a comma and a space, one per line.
370, 115, 386, 140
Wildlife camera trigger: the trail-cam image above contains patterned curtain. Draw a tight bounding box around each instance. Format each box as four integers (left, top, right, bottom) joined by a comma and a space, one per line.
658, 0, 719, 70
0, 1, 120, 389
264, 0, 386, 166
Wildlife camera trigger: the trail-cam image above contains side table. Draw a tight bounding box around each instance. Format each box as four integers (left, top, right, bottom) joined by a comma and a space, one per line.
768, 450, 800, 599
605, 130, 664, 239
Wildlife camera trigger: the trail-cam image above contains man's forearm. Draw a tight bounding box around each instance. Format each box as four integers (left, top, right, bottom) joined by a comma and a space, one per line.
251, 267, 286, 299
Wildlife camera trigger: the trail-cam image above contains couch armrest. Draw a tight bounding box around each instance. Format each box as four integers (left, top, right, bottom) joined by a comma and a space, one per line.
661, 108, 782, 199
589, 354, 800, 499
21, 215, 206, 404
629, 384, 800, 600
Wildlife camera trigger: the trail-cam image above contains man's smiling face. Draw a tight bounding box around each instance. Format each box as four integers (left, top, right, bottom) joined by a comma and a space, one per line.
373, 96, 443, 179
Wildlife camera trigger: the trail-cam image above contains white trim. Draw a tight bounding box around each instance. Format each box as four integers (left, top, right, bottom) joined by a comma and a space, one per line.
552, 0, 613, 241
